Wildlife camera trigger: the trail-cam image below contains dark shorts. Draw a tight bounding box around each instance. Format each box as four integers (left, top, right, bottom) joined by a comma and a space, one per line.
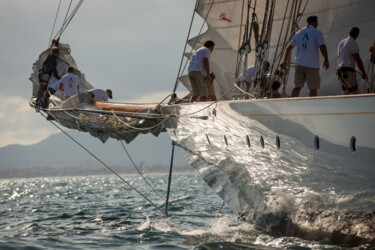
77, 92, 95, 104
38, 72, 50, 85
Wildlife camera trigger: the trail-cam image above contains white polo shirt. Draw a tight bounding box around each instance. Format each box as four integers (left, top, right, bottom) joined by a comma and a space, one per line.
290, 25, 325, 69
91, 89, 109, 102
337, 36, 360, 69
60, 73, 80, 97
239, 65, 255, 83
188, 47, 211, 77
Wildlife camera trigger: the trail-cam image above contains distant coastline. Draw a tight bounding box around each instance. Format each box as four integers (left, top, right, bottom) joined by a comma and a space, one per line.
0, 164, 189, 179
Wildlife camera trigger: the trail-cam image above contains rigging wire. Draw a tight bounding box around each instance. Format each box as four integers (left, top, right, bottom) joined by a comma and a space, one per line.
48, 0, 62, 48
39, 111, 165, 215
60, 0, 73, 38
53, 0, 84, 41
279, 0, 309, 96
119, 141, 188, 213
234, 0, 247, 80
172, 0, 199, 97
171, 0, 215, 100
34, 105, 226, 219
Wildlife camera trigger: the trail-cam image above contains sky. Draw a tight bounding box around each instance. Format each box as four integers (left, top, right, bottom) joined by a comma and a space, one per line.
0, 0, 196, 148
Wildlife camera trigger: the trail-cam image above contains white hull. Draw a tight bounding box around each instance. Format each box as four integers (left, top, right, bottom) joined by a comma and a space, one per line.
162, 94, 375, 243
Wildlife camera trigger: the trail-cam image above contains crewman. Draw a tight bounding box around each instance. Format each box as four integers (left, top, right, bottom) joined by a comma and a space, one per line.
188, 40, 215, 102
281, 15, 329, 97
59, 66, 80, 100
337, 26, 367, 95
36, 46, 61, 104
77, 89, 113, 104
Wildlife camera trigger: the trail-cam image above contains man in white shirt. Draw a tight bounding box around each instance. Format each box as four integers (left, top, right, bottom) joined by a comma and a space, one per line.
60, 66, 80, 100
239, 65, 255, 93
337, 27, 367, 95
281, 15, 329, 97
239, 62, 270, 93
77, 89, 113, 104
188, 40, 215, 102
91, 89, 112, 102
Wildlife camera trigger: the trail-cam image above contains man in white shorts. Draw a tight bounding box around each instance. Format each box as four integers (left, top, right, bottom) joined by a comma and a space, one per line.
188, 40, 215, 102
337, 27, 367, 95
281, 15, 329, 97
60, 66, 80, 100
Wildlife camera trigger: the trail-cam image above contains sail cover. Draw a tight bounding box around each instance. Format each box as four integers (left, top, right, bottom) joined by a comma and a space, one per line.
29, 43, 164, 144
30, 43, 94, 99
187, 0, 375, 98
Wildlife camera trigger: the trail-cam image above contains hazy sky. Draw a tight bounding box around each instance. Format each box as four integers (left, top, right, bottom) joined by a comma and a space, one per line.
0, 0, 196, 148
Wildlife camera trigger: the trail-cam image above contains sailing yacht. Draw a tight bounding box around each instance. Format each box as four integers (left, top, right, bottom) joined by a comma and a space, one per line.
30, 0, 375, 245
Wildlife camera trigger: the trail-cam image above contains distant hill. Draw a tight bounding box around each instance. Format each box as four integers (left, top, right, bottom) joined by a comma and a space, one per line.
0, 131, 190, 178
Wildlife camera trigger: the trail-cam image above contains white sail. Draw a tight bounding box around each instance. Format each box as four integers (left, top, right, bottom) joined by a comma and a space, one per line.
187, 0, 375, 98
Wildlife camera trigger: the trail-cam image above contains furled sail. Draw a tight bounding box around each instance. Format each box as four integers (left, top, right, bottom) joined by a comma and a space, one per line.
29, 44, 164, 144
185, 0, 375, 98
29, 43, 93, 99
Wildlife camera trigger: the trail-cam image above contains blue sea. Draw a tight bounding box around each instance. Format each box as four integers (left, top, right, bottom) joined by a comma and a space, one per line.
0, 173, 365, 249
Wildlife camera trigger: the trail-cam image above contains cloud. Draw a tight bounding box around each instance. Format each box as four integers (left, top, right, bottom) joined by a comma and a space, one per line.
0, 95, 58, 148
125, 90, 189, 104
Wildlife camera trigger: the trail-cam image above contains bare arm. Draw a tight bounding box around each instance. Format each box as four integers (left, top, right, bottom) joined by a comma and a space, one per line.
203, 57, 211, 82
353, 53, 367, 79
281, 45, 294, 69
319, 45, 329, 70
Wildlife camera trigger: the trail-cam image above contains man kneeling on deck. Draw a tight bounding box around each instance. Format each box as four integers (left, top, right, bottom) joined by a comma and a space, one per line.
78, 89, 113, 104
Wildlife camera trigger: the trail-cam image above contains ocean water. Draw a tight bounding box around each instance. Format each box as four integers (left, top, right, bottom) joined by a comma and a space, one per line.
0, 173, 366, 249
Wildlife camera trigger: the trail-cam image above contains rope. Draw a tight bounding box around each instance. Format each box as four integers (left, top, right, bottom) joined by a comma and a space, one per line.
119, 141, 188, 213
41, 83, 235, 129
53, 0, 84, 41
39, 111, 165, 214
234, 83, 255, 98
172, 0, 199, 95
234, 0, 247, 79
279, 0, 309, 95
120, 142, 166, 201
37, 105, 223, 218
111, 110, 169, 132
48, 0, 62, 48
40, 91, 168, 132
171, 85, 235, 118
60, 0, 73, 38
